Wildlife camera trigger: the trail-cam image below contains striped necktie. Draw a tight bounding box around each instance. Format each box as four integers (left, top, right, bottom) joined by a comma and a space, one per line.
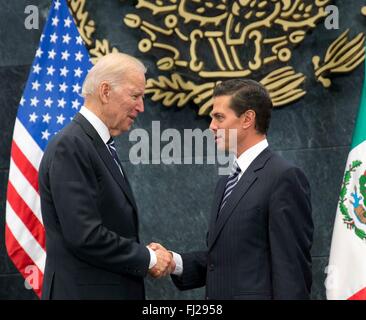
219, 161, 241, 213
107, 137, 124, 177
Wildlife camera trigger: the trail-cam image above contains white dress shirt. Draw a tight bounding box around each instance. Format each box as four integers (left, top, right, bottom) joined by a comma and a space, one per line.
235, 138, 268, 181
80, 106, 110, 145
172, 138, 269, 276
79, 107, 157, 269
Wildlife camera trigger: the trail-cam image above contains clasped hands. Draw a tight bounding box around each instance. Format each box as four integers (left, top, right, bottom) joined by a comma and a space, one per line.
148, 242, 176, 278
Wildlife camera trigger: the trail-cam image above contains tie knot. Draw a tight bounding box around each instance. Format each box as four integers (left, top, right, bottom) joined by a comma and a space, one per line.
231, 161, 241, 176
107, 137, 115, 147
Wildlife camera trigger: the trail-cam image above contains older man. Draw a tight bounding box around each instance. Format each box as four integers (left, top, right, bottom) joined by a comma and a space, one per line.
38, 53, 172, 299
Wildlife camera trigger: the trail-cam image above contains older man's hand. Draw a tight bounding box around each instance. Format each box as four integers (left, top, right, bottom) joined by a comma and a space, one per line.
148, 242, 176, 278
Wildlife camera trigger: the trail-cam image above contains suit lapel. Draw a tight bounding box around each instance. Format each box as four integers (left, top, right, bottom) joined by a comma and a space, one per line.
74, 113, 138, 213
208, 148, 272, 250
208, 177, 227, 245
94, 140, 138, 212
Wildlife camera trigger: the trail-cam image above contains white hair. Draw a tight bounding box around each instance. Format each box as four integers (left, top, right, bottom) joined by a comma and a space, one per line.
81, 52, 146, 97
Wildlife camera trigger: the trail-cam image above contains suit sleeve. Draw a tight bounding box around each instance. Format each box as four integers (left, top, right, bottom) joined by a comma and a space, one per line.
47, 134, 150, 277
268, 167, 313, 299
171, 251, 207, 290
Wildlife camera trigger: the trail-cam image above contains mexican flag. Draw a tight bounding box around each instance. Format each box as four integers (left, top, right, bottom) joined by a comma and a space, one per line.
327, 62, 366, 300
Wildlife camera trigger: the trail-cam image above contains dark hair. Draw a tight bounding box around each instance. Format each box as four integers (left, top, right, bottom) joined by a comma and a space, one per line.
213, 79, 273, 134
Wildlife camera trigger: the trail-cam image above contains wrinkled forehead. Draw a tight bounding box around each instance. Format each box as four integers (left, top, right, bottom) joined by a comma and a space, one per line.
115, 70, 146, 90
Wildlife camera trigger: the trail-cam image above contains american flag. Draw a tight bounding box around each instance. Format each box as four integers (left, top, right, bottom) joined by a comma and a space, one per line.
5, 0, 92, 298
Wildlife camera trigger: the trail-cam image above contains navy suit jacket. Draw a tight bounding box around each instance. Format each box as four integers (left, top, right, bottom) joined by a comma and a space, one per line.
39, 113, 150, 299
172, 148, 313, 300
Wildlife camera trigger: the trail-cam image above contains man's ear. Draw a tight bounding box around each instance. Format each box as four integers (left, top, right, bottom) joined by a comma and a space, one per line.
241, 110, 256, 129
99, 82, 110, 104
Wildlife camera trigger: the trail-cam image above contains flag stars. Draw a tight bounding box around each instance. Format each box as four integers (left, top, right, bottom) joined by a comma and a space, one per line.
74, 67, 83, 78
35, 48, 43, 58
41, 129, 51, 140
72, 83, 81, 93
47, 65, 55, 76
58, 98, 66, 108
61, 50, 70, 61
75, 51, 83, 61
57, 114, 66, 125
59, 82, 68, 93
76, 35, 83, 45
16, 0, 93, 148
62, 33, 71, 44
48, 49, 56, 59
60, 66, 69, 77
44, 97, 53, 108
45, 81, 54, 92
30, 96, 39, 107
72, 99, 81, 109
33, 64, 41, 74
11, 0, 95, 165
64, 17, 72, 28
54, 0, 61, 10
29, 112, 38, 123
31, 80, 40, 91
42, 113, 52, 124
50, 32, 58, 43
51, 16, 59, 26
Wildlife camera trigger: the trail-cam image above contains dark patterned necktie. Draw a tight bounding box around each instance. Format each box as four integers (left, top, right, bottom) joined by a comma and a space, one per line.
219, 161, 241, 213
107, 137, 124, 177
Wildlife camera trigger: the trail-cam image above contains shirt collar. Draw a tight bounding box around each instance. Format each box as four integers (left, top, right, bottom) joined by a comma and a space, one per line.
235, 138, 269, 178
79, 106, 111, 144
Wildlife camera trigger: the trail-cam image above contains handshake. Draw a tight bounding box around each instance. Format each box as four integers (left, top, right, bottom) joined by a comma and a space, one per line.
147, 242, 176, 279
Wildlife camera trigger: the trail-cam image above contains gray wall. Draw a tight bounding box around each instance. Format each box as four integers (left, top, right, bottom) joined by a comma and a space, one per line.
0, 0, 364, 299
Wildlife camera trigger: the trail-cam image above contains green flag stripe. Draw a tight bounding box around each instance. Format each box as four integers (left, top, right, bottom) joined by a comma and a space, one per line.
352, 58, 366, 149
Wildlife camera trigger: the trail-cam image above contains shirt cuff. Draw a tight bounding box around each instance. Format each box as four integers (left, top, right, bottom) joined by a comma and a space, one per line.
170, 251, 183, 276
147, 247, 157, 269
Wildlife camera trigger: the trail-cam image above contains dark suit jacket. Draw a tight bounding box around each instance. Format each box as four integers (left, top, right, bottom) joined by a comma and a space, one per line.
38, 113, 150, 299
172, 148, 313, 300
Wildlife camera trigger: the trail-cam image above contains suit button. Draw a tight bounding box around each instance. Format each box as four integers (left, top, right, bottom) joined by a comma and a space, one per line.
209, 264, 214, 271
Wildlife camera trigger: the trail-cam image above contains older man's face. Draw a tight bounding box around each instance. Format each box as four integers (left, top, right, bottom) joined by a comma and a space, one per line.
104, 68, 145, 136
